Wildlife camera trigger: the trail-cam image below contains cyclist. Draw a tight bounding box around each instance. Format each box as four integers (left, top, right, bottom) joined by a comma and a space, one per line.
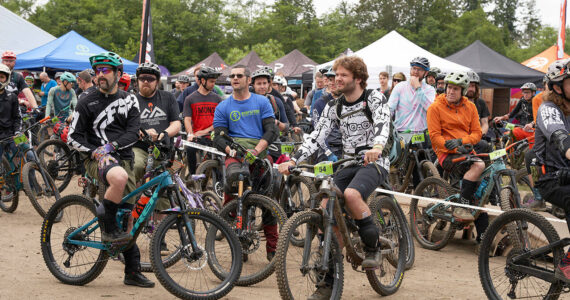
278, 56, 391, 299
183, 66, 222, 175
76, 69, 95, 102
466, 71, 490, 135
304, 70, 325, 114
390, 72, 406, 95
118, 73, 131, 92
533, 59, 570, 282
427, 71, 484, 225
435, 72, 446, 95
67, 52, 154, 288
45, 72, 77, 122
1, 50, 37, 108
312, 67, 342, 162
39, 72, 57, 107
377, 71, 390, 99
251, 68, 288, 132
213, 64, 279, 261
0, 63, 22, 161
273, 75, 300, 131
174, 74, 190, 100
426, 67, 441, 87
493, 82, 536, 142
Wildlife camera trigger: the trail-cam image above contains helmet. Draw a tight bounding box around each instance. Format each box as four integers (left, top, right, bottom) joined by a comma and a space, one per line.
319, 65, 332, 75
177, 75, 190, 83
196, 66, 221, 80
546, 59, 570, 87
1, 51, 16, 60
520, 82, 537, 91
261, 66, 274, 78
467, 70, 480, 84
436, 72, 446, 81
251, 68, 272, 83
55, 72, 63, 79
273, 76, 285, 85
427, 67, 441, 78
136, 62, 161, 79
118, 73, 131, 91
444, 71, 470, 95
89, 52, 124, 72
410, 57, 430, 71
324, 67, 336, 77
0, 63, 11, 90
25, 75, 34, 82
60, 72, 76, 83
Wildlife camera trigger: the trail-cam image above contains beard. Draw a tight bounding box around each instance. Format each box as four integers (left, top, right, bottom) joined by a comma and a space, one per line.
139, 84, 156, 97
338, 79, 356, 94
465, 90, 476, 99
99, 77, 117, 93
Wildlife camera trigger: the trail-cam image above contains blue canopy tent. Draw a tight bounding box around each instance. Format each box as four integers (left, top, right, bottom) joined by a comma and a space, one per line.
15, 30, 138, 74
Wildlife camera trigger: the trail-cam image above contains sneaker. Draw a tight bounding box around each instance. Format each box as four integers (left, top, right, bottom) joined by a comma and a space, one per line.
267, 251, 275, 262
362, 250, 381, 270
160, 241, 169, 256
453, 207, 474, 222
529, 200, 547, 212
124, 271, 155, 288
307, 285, 333, 300
555, 264, 570, 283
101, 228, 131, 243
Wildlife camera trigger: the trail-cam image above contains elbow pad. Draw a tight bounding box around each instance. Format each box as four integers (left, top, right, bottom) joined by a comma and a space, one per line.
262, 118, 278, 144
213, 127, 230, 152
551, 129, 570, 155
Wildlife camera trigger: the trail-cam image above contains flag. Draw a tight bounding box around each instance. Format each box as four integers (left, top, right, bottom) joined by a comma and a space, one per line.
134, 0, 155, 64
557, 0, 567, 60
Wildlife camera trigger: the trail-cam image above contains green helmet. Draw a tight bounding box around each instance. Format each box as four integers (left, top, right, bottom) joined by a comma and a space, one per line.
89, 52, 123, 71
444, 71, 470, 95
60, 71, 76, 83
427, 67, 441, 78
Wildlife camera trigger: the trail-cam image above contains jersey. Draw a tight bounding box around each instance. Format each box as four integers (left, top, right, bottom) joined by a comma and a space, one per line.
68, 89, 140, 161
388, 81, 436, 132
136, 90, 180, 149
40, 79, 57, 107
0, 91, 22, 139
6, 72, 26, 96
534, 101, 570, 172
509, 97, 533, 125
183, 90, 221, 132
213, 93, 275, 140
78, 85, 96, 103
45, 86, 77, 119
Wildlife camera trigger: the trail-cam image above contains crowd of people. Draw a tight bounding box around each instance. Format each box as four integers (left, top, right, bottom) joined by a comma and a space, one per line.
3, 45, 570, 298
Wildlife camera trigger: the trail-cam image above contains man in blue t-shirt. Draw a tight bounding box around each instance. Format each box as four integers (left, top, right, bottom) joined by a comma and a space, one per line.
213, 64, 279, 261
39, 72, 57, 107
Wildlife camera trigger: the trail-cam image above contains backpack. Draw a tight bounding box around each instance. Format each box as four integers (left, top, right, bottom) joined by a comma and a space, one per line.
334, 89, 395, 159
266, 94, 280, 121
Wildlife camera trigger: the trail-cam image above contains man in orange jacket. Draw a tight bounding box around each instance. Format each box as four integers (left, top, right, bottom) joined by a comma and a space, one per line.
427, 71, 485, 223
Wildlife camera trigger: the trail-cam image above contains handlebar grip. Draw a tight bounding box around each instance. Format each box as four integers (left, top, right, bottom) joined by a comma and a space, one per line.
174, 136, 182, 148
39, 116, 51, 123
452, 156, 467, 163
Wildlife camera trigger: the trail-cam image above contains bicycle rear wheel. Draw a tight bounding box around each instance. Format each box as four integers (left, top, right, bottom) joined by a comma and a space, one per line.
195, 160, 223, 199
150, 209, 242, 300
368, 196, 406, 296
23, 161, 60, 218
36, 139, 74, 193
0, 157, 19, 213
479, 209, 564, 299
41, 194, 108, 285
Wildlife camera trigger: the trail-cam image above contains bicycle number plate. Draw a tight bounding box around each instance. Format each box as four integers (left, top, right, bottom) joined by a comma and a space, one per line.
314, 161, 333, 177
281, 143, 295, 154
13, 133, 28, 145
152, 146, 160, 159
505, 123, 515, 130
411, 133, 425, 144
489, 149, 507, 160
51, 116, 59, 124
22, 115, 30, 122
245, 151, 256, 164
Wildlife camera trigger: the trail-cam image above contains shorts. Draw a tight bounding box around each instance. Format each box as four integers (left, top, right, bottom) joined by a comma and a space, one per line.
333, 163, 387, 200
84, 158, 137, 204
440, 140, 488, 176
133, 147, 171, 210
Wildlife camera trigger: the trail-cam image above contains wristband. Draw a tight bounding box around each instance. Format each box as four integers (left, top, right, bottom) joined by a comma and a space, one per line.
373, 145, 384, 151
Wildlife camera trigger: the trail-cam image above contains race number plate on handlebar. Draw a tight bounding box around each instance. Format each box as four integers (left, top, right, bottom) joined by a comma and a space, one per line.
411, 133, 425, 144
505, 123, 515, 130
13, 133, 29, 146
244, 151, 256, 164
51, 116, 59, 124
488, 149, 507, 160
314, 161, 333, 177
281, 143, 295, 154
152, 146, 161, 159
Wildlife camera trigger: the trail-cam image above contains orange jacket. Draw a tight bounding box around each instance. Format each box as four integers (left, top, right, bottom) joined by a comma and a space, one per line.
427, 94, 482, 159
532, 91, 544, 122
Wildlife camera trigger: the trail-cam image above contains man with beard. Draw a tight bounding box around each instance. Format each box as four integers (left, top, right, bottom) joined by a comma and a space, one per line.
466, 71, 490, 135
279, 56, 391, 299
312, 67, 342, 162
435, 72, 446, 95
67, 52, 154, 288
183, 67, 222, 175
426, 67, 440, 87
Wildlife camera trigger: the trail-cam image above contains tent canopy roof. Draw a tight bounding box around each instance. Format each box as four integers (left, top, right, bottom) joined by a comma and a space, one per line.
222, 51, 266, 76
0, 5, 55, 54
14, 30, 138, 73
175, 52, 229, 76
269, 49, 317, 77
522, 45, 570, 73
446, 40, 545, 88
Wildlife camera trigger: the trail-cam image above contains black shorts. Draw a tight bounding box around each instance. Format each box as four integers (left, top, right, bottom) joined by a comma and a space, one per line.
333, 163, 387, 200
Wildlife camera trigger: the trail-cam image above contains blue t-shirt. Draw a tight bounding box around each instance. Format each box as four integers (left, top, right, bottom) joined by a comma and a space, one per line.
41, 79, 57, 107
213, 93, 275, 140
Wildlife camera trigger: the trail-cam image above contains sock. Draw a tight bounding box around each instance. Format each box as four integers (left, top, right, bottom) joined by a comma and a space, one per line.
103, 199, 119, 232
474, 212, 489, 243
461, 179, 478, 204
355, 216, 379, 251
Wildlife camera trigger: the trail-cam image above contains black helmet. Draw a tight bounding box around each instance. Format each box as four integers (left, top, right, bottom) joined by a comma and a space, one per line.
197, 66, 221, 80
136, 62, 161, 79
436, 72, 446, 81
410, 57, 430, 71
319, 65, 332, 75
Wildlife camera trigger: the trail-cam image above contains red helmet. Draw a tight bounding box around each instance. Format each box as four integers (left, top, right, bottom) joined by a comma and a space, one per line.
118, 73, 131, 91
1, 51, 16, 60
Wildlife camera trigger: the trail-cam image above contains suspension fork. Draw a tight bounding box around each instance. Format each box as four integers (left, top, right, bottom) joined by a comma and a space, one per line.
319, 184, 336, 272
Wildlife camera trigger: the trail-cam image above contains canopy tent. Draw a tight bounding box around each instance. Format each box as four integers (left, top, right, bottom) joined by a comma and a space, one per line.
522, 45, 570, 73
221, 50, 266, 80
269, 49, 317, 77
15, 31, 138, 73
317, 31, 471, 89
0, 5, 55, 54
446, 40, 545, 88
175, 52, 229, 76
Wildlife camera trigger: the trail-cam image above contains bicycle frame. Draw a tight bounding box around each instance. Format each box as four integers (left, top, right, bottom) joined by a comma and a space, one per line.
508, 237, 570, 283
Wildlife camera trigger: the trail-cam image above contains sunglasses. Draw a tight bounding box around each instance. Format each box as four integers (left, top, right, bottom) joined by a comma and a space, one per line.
229, 74, 245, 79
138, 76, 157, 83
393, 79, 402, 83
95, 67, 114, 75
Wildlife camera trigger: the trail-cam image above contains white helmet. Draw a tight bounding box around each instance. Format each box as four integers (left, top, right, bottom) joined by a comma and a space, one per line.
0, 64, 11, 90
273, 76, 285, 85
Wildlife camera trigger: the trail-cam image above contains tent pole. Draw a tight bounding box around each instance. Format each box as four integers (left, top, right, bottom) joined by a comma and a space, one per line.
43, 67, 45, 72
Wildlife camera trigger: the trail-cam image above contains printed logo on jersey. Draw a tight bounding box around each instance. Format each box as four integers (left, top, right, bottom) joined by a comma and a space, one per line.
230, 111, 241, 121
541, 105, 564, 129
141, 102, 167, 119
93, 95, 139, 142
230, 109, 260, 122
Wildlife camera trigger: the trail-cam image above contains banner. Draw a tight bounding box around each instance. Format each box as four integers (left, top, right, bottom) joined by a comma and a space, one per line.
134, 0, 155, 64
557, 0, 567, 60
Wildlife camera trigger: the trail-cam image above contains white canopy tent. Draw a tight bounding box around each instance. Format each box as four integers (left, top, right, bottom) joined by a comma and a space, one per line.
0, 5, 55, 54
317, 30, 471, 89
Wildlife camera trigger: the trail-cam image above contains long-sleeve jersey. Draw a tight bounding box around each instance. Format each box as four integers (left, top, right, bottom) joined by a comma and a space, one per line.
68, 89, 140, 161
509, 97, 533, 125
45, 86, 77, 119
293, 89, 391, 171
0, 91, 21, 139
388, 81, 435, 132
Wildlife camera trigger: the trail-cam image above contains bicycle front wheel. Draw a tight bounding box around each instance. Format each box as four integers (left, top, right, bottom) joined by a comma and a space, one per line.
479, 209, 563, 299
0, 156, 19, 213
150, 209, 242, 300
36, 139, 74, 193
23, 161, 60, 218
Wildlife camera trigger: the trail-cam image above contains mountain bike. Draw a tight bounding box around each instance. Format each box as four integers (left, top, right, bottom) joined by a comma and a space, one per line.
275, 157, 407, 299
186, 138, 227, 199
478, 208, 570, 299
40, 137, 243, 299
410, 139, 527, 251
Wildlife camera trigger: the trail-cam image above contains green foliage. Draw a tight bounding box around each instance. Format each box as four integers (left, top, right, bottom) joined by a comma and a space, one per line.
0, 0, 34, 17
225, 39, 285, 65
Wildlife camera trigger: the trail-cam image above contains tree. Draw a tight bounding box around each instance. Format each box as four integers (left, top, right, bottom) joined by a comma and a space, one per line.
0, 0, 34, 17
